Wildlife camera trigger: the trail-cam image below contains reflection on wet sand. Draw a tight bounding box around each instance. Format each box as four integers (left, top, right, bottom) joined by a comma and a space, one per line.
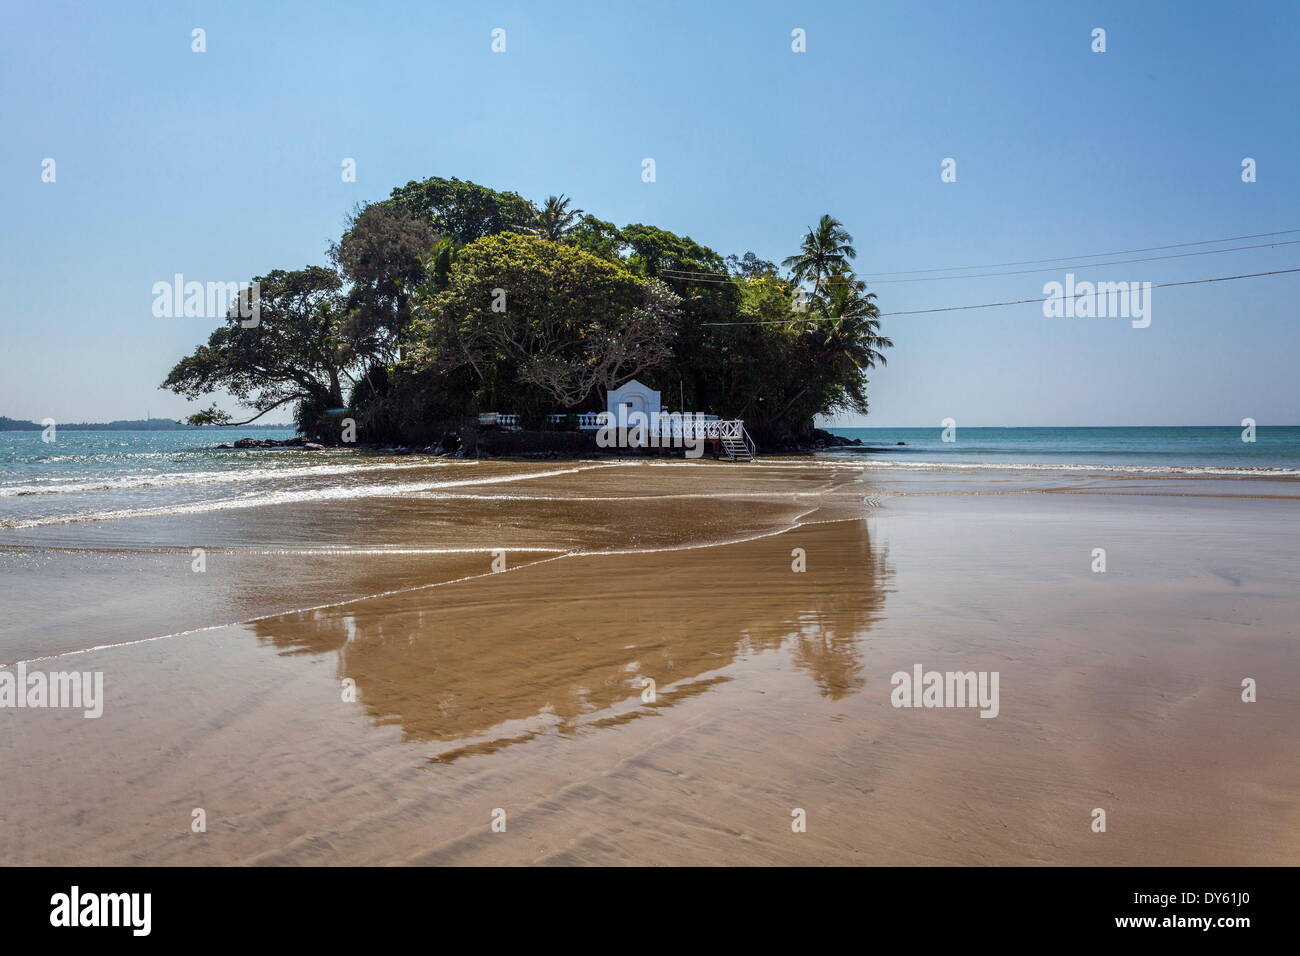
0, 459, 855, 663
251, 515, 890, 759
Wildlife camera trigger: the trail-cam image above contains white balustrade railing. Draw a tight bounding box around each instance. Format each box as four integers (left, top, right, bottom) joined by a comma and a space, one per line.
485, 411, 721, 433
478, 410, 754, 457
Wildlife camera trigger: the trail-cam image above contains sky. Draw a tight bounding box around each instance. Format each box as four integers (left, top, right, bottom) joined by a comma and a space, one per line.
1, 0, 1298, 427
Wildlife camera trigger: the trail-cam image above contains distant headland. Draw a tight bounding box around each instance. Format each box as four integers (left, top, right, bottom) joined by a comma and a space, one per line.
0, 416, 293, 431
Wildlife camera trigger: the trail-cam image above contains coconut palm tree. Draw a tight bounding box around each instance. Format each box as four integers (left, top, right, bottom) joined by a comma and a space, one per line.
817, 268, 892, 367
533, 194, 585, 241
782, 214, 857, 294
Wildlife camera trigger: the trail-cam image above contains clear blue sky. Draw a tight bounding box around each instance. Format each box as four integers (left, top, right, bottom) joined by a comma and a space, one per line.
2, 0, 1297, 426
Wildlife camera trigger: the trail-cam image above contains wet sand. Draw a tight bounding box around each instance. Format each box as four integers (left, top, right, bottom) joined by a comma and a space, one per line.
0, 459, 829, 662
1, 460, 1297, 865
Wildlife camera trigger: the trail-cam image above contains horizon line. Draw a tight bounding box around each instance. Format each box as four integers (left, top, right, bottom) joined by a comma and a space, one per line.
824, 423, 1298, 429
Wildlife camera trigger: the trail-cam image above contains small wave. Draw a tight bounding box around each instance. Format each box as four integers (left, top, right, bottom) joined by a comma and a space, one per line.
852, 459, 1300, 477
0, 464, 628, 529
0, 459, 466, 498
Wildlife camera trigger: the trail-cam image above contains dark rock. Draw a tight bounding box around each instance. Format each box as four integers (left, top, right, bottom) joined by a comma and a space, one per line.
229, 437, 313, 449
810, 427, 860, 448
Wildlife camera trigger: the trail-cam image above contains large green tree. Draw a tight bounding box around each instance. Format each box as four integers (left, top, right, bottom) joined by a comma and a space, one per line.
389, 176, 536, 244
331, 201, 438, 358
161, 266, 359, 433
407, 233, 678, 413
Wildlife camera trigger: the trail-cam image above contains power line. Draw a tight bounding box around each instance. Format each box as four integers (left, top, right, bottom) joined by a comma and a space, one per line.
857, 227, 1300, 277
852, 238, 1300, 284
700, 267, 1300, 325
661, 237, 1300, 286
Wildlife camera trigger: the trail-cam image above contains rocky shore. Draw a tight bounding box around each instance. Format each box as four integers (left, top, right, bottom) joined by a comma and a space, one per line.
214, 436, 327, 451
809, 428, 863, 450
212, 426, 894, 459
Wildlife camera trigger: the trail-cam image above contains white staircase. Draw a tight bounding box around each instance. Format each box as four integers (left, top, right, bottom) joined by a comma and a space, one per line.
718, 422, 756, 461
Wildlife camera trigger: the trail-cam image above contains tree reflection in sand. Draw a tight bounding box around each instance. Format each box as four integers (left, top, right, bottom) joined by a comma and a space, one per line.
250, 518, 890, 760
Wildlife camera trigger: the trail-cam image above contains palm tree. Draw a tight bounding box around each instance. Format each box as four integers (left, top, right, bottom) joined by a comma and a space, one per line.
782, 214, 857, 293
534, 194, 585, 241
818, 270, 892, 368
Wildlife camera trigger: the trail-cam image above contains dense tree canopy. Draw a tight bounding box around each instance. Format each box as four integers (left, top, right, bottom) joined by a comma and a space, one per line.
331, 201, 436, 358
161, 267, 357, 431
407, 233, 677, 414
161, 174, 892, 447
389, 176, 535, 245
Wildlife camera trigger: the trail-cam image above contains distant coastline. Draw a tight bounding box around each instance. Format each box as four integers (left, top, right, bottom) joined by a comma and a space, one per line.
0, 416, 294, 432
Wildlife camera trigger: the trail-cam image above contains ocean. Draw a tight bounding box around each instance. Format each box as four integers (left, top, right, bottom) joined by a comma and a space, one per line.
0, 427, 450, 529
2, 425, 1298, 530
823, 425, 1300, 475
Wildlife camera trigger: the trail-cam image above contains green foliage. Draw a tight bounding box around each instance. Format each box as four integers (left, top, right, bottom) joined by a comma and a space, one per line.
332, 201, 437, 357
159, 171, 893, 449
407, 233, 676, 410
619, 225, 742, 415
160, 266, 355, 437
709, 269, 891, 446
530, 194, 585, 241
566, 214, 627, 263
294, 391, 339, 439
349, 363, 476, 444
726, 251, 779, 279
622, 224, 729, 279
389, 176, 536, 244
782, 214, 857, 293
430, 240, 454, 292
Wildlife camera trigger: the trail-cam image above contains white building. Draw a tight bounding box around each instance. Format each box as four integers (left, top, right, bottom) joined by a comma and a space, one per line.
606, 379, 664, 425
482, 379, 754, 459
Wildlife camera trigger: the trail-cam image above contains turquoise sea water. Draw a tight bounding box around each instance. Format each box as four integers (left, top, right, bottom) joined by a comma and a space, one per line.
822, 425, 1300, 474
2, 426, 1297, 531
0, 427, 307, 528
0, 428, 300, 484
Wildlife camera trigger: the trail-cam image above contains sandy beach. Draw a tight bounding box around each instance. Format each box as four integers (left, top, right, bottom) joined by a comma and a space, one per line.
1, 457, 1296, 866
